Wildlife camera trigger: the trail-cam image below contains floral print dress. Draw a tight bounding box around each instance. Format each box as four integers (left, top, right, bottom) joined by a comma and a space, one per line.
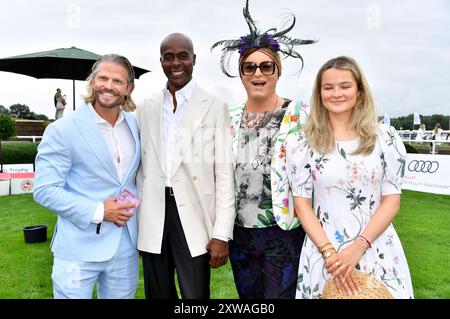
286, 124, 414, 299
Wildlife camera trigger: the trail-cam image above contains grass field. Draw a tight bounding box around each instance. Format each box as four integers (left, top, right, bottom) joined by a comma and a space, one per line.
0, 191, 448, 299
406, 141, 450, 155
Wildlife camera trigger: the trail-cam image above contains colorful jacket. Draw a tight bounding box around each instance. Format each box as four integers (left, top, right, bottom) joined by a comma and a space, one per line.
229, 100, 310, 230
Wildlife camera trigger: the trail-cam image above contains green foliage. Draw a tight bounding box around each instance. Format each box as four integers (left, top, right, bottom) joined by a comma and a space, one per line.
0, 105, 9, 114
43, 120, 53, 128
7, 104, 48, 121
0, 114, 16, 141
390, 113, 449, 131
8, 104, 32, 119
1, 142, 39, 164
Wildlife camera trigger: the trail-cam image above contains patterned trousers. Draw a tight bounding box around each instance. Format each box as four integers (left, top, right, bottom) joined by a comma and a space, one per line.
229, 224, 305, 299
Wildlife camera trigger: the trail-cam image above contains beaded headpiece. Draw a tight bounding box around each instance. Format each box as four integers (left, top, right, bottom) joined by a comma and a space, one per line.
211, 0, 317, 77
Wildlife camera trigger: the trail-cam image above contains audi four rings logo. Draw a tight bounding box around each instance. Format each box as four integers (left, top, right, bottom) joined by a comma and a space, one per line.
408, 160, 439, 173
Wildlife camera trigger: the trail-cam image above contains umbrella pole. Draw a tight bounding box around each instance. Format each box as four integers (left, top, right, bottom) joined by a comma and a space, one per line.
73, 79, 76, 110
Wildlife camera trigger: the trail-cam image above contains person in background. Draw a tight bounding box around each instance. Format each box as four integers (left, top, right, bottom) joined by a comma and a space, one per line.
136, 33, 235, 299
34, 54, 141, 299
54, 88, 66, 120
432, 123, 443, 143
415, 124, 426, 143
285, 56, 413, 299
212, 0, 315, 298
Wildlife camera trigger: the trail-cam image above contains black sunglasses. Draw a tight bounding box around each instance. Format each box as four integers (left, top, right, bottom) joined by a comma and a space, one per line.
240, 61, 276, 76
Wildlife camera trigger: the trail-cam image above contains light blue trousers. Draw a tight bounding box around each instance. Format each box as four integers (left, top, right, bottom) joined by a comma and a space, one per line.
52, 227, 139, 299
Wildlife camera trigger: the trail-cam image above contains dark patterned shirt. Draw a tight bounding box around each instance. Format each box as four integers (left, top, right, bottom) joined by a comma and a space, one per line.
235, 101, 288, 228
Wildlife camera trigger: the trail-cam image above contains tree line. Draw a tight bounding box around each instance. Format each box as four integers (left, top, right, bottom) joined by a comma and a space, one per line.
0, 104, 48, 121
382, 114, 449, 131
0, 104, 448, 131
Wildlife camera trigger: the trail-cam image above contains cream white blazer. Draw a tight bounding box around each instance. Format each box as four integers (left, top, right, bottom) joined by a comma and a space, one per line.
136, 86, 235, 257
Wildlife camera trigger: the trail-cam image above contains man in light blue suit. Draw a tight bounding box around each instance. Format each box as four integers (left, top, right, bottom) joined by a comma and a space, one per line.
34, 54, 141, 299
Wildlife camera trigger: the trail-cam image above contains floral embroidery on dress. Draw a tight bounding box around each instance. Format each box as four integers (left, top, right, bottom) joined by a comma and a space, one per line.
286, 124, 414, 299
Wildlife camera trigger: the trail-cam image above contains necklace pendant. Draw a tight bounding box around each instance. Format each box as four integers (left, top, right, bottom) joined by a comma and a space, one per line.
251, 159, 260, 170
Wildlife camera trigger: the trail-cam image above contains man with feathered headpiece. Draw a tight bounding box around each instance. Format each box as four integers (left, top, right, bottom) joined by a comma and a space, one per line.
211, 0, 316, 299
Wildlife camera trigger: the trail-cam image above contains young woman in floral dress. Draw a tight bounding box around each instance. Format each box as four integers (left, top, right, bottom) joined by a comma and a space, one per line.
284, 56, 414, 298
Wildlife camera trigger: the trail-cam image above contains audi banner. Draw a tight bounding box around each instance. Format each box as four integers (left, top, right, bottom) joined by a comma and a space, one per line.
403, 154, 450, 195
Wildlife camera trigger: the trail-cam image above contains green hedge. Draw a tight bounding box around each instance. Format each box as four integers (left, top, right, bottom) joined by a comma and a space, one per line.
404, 142, 418, 154
1, 141, 39, 164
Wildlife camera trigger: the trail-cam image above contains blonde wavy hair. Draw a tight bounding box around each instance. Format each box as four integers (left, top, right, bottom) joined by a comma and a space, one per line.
305, 56, 377, 155
84, 54, 136, 112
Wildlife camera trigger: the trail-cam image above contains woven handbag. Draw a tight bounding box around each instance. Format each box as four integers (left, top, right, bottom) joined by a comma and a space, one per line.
322, 270, 394, 299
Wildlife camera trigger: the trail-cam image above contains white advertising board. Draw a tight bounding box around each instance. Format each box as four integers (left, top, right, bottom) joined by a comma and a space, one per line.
403, 154, 450, 195
2, 164, 34, 173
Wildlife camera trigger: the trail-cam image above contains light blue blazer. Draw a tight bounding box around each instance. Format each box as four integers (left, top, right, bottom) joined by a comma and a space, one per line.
34, 102, 141, 262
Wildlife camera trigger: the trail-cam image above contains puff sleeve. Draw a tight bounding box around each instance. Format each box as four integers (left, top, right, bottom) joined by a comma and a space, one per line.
378, 124, 407, 196
286, 131, 313, 198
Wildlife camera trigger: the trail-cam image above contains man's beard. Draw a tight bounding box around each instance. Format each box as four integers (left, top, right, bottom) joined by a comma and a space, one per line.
93, 89, 126, 109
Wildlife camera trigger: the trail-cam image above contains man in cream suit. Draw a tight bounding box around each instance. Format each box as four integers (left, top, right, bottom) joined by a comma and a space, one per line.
137, 33, 235, 299
34, 54, 141, 299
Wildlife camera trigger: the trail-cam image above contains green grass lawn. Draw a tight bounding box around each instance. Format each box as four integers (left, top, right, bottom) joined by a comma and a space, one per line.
0, 194, 238, 299
407, 141, 450, 155
0, 191, 448, 299
394, 190, 450, 298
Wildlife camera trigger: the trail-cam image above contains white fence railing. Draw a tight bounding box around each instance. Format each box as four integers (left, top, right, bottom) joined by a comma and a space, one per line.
402, 139, 449, 155
15, 136, 43, 143
398, 130, 449, 141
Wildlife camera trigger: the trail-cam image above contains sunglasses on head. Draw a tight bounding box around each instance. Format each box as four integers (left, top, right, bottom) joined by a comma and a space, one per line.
240, 61, 276, 76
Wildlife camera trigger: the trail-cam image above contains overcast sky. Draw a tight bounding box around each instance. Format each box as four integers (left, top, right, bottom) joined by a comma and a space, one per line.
0, 0, 449, 120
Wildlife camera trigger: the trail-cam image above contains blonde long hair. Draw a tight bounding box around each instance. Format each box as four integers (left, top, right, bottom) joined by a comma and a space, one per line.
305, 56, 377, 155
84, 54, 136, 112
433, 123, 441, 135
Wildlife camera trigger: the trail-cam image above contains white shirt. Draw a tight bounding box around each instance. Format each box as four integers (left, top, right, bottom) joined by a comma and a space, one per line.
162, 81, 229, 242
88, 104, 136, 223
162, 80, 196, 187
415, 128, 425, 141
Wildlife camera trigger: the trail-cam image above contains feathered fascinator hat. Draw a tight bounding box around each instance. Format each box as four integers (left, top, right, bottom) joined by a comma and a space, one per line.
211, 0, 317, 77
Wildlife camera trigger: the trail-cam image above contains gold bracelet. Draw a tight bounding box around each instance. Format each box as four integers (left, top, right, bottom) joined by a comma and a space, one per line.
323, 250, 335, 259
322, 247, 336, 257
321, 246, 335, 254
318, 242, 332, 253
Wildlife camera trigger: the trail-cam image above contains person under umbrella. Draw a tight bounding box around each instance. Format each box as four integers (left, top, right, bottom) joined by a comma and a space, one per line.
54, 88, 67, 120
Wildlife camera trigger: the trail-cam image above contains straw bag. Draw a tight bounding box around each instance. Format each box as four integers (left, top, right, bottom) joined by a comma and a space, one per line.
322, 270, 393, 299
